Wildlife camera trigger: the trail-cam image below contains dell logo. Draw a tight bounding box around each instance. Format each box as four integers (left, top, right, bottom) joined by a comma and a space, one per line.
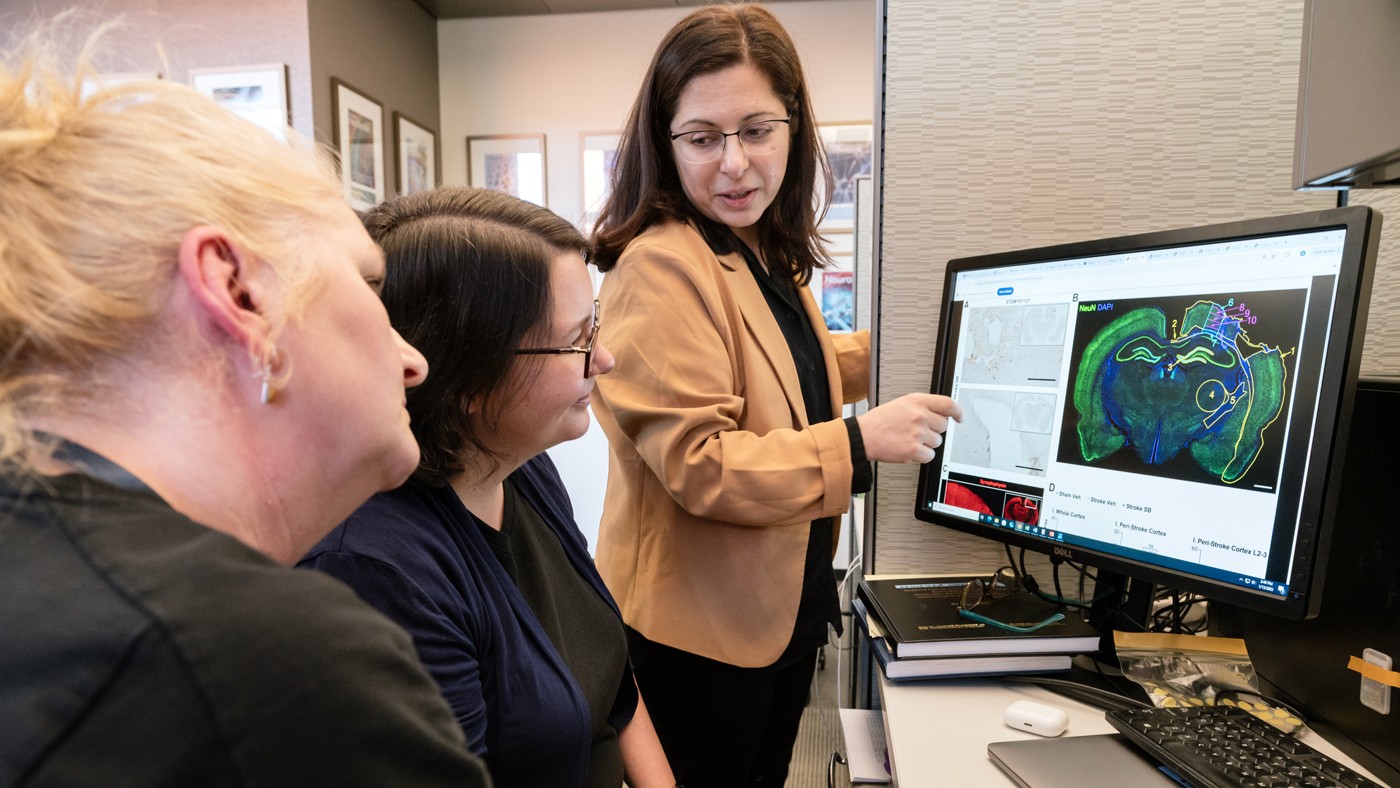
1053, 546, 1075, 559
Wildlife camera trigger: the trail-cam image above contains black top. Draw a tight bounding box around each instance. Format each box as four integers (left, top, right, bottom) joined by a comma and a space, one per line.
0, 449, 488, 787
697, 221, 873, 666
475, 480, 628, 788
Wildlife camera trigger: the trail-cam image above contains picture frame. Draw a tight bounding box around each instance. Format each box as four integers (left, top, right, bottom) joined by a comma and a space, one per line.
332, 78, 386, 212
818, 263, 856, 333
394, 112, 438, 196
580, 131, 622, 232
818, 122, 874, 232
189, 64, 289, 141
467, 134, 547, 206
810, 234, 856, 332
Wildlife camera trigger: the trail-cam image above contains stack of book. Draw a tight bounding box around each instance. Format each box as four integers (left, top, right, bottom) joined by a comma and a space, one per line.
854, 575, 1100, 681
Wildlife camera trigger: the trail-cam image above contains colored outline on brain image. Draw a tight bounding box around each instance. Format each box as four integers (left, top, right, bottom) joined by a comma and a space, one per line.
1064, 290, 1304, 488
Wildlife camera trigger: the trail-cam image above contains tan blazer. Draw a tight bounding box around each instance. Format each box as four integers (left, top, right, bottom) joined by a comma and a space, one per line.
591, 221, 870, 667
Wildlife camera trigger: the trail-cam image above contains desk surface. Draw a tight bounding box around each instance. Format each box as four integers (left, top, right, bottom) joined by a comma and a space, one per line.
876, 673, 1389, 787
877, 675, 1114, 786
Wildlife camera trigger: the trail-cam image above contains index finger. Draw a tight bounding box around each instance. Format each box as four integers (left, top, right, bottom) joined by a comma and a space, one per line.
923, 394, 963, 422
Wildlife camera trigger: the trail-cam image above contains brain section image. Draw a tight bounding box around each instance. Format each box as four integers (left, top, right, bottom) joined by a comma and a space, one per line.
1062, 290, 1305, 488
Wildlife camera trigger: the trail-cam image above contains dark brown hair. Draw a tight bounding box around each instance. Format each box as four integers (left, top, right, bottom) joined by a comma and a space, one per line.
362, 186, 590, 487
591, 3, 832, 284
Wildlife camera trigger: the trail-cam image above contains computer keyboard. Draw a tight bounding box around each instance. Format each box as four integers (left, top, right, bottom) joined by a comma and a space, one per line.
1106, 705, 1381, 787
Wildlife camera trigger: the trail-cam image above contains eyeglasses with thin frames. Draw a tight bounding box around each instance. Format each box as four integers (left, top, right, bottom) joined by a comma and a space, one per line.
515, 299, 600, 379
957, 566, 1066, 634
669, 118, 791, 164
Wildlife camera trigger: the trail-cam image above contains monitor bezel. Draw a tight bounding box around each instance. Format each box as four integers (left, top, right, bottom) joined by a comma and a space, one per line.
913, 206, 1381, 620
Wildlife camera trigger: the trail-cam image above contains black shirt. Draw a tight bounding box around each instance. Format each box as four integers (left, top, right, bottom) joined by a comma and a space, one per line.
476, 480, 628, 788
0, 451, 489, 787
698, 221, 873, 666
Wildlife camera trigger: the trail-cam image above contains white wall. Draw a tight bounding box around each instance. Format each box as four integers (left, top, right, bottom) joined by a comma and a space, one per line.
437, 1, 877, 551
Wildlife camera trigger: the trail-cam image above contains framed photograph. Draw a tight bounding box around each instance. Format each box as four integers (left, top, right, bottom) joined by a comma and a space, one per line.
189, 64, 289, 140
467, 134, 547, 206
394, 112, 438, 196
332, 78, 386, 212
818, 122, 874, 231
808, 249, 856, 334
580, 131, 622, 231
810, 234, 856, 332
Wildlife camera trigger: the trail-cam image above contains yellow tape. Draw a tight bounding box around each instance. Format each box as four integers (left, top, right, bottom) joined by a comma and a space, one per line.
1113, 631, 1249, 656
1347, 655, 1400, 688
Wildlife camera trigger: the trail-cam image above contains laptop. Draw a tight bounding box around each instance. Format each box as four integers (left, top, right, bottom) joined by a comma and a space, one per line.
987, 734, 1180, 787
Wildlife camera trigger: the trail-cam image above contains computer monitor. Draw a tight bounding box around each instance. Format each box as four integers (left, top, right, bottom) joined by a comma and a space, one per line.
914, 206, 1382, 621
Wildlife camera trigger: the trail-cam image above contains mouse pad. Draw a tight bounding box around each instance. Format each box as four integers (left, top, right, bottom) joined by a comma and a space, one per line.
987, 733, 1180, 787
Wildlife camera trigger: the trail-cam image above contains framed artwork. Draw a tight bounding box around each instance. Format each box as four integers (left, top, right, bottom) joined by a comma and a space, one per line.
819, 266, 856, 332
580, 131, 622, 231
818, 122, 874, 231
468, 134, 547, 206
189, 64, 289, 141
810, 233, 856, 333
394, 112, 438, 196
332, 78, 386, 212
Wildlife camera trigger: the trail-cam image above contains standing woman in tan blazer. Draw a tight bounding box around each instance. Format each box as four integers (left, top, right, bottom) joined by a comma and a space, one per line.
589, 5, 963, 786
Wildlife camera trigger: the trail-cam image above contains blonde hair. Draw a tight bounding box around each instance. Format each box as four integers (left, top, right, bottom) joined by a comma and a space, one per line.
0, 19, 345, 467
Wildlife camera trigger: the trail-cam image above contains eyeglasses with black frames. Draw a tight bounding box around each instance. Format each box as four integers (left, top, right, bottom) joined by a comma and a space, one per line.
957, 565, 1066, 634
669, 118, 792, 164
515, 299, 600, 379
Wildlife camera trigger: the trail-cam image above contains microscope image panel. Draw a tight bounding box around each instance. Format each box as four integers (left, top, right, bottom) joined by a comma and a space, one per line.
1011, 391, 1057, 435
960, 303, 1069, 387
949, 389, 1053, 477
1019, 303, 1069, 346
1058, 289, 1305, 489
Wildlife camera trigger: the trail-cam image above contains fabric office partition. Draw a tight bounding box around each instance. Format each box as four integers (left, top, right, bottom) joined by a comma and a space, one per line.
866, 0, 1400, 575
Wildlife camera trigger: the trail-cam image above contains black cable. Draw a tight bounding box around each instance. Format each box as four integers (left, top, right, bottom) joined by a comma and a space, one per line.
1018, 549, 1108, 610
1066, 560, 1097, 583
1149, 593, 1208, 635
1000, 675, 1153, 712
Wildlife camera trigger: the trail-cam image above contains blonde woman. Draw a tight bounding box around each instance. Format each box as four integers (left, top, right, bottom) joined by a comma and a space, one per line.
0, 25, 488, 786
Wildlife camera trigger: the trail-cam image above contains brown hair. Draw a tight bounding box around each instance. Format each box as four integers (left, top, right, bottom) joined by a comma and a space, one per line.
591, 3, 832, 284
362, 186, 590, 487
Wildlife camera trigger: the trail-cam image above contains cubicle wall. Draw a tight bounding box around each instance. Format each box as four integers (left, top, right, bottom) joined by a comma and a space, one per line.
866, 0, 1400, 575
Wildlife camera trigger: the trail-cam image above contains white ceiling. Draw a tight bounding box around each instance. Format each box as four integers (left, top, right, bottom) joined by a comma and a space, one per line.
412, 0, 839, 19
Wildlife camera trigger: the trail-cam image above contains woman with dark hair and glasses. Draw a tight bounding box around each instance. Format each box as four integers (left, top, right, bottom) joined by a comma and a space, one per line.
589, 5, 962, 786
298, 186, 673, 788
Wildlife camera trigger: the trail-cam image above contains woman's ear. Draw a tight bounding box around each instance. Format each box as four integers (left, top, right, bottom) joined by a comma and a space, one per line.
177, 226, 277, 352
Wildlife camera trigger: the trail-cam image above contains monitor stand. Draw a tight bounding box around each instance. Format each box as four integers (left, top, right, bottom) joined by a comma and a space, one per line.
1085, 570, 1155, 673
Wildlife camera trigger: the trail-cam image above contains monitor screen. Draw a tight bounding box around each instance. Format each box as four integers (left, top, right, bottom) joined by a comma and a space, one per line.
914, 207, 1381, 619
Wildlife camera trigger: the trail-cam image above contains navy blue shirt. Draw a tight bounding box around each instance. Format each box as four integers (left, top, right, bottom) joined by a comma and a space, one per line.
299, 455, 637, 787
